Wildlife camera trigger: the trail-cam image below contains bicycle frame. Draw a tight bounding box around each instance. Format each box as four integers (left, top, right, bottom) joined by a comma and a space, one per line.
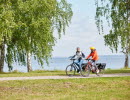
85, 59, 97, 73
70, 59, 80, 71
87, 61, 92, 66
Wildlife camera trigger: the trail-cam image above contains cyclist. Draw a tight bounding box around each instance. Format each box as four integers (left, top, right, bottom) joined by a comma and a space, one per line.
72, 47, 85, 72
86, 47, 99, 73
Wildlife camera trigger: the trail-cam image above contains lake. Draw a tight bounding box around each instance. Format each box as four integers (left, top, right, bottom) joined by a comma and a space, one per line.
3, 55, 129, 72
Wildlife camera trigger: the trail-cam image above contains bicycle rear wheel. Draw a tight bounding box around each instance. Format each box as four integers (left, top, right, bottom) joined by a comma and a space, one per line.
81, 64, 91, 77
96, 69, 105, 76
66, 64, 76, 76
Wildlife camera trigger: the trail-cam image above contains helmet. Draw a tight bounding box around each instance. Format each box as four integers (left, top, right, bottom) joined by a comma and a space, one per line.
90, 47, 95, 50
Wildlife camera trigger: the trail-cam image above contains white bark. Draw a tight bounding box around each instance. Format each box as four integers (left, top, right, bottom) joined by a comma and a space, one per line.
27, 52, 32, 72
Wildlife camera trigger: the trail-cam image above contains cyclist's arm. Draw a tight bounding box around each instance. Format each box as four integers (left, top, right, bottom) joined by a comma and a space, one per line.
72, 54, 78, 59
86, 54, 91, 59
71, 55, 76, 59
72, 51, 78, 59
82, 52, 85, 58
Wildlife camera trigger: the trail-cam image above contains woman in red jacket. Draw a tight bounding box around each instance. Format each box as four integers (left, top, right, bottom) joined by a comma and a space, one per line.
86, 47, 99, 73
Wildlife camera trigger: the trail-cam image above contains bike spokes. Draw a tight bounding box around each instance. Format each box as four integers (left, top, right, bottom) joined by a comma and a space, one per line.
81, 64, 90, 77
66, 65, 76, 76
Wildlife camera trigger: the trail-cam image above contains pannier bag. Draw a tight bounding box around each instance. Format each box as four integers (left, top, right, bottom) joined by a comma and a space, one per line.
81, 63, 87, 70
96, 63, 106, 69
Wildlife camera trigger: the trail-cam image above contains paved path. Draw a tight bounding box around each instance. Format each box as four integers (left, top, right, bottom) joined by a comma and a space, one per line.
0, 73, 130, 81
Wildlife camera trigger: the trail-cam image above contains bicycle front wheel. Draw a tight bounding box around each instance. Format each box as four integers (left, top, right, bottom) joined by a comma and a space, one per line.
81, 64, 91, 77
66, 64, 76, 76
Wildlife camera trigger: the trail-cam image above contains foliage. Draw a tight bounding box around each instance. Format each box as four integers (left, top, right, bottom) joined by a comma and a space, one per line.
0, 0, 73, 69
95, 0, 130, 52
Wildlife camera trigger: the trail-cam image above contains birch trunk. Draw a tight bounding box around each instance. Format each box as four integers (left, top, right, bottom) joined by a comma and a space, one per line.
124, 53, 129, 68
0, 42, 5, 72
27, 52, 32, 72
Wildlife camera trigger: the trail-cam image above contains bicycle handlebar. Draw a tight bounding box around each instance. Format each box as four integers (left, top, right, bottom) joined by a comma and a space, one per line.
85, 59, 92, 61
70, 58, 92, 61
70, 58, 76, 60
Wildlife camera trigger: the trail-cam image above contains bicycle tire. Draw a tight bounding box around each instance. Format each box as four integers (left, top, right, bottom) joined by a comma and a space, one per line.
81, 64, 91, 77
66, 64, 76, 76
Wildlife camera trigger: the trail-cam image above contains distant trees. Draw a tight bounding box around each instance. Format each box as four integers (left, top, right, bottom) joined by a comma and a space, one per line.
0, 0, 73, 72
95, 0, 130, 68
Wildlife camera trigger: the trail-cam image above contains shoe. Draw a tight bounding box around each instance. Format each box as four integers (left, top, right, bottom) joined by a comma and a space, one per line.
96, 69, 99, 73
77, 69, 79, 73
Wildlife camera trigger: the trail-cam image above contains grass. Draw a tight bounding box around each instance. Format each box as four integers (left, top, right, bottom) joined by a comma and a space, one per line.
0, 77, 130, 100
0, 70, 65, 77
104, 68, 130, 74
0, 69, 130, 77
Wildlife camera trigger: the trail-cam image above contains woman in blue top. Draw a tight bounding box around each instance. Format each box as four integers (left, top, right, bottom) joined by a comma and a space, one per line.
72, 47, 85, 72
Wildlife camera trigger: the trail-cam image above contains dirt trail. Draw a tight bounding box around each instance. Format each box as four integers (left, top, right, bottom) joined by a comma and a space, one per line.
0, 73, 130, 81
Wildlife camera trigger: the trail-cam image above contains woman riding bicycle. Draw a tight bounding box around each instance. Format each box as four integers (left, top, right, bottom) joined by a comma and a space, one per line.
86, 47, 99, 73
72, 47, 85, 72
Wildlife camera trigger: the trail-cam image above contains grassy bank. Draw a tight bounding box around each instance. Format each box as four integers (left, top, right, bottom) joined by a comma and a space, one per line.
0, 69, 129, 77
105, 68, 130, 74
0, 77, 130, 100
0, 70, 65, 77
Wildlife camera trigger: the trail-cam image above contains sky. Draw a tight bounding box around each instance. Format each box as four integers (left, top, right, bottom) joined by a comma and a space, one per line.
52, 0, 122, 57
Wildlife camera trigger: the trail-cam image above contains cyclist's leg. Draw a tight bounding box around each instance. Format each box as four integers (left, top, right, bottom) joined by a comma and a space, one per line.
75, 59, 83, 72
79, 59, 83, 70
74, 60, 80, 72
92, 60, 96, 68
93, 60, 99, 73
92, 60, 98, 72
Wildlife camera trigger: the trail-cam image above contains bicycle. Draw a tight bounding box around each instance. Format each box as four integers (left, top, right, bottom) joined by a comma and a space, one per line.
66, 58, 83, 76
81, 59, 106, 77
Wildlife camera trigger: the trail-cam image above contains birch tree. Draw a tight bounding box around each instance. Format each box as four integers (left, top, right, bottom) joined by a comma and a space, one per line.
95, 0, 130, 68
0, 0, 73, 72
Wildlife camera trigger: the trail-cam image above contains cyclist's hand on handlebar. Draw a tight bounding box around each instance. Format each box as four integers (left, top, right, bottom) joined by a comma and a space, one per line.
85, 59, 91, 61
85, 59, 89, 60
85, 59, 88, 61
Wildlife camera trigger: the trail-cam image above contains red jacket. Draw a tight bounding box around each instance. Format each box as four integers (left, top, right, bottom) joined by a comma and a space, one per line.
86, 50, 99, 61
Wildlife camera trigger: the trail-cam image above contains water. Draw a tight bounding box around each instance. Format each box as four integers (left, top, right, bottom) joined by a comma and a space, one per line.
3, 55, 129, 72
